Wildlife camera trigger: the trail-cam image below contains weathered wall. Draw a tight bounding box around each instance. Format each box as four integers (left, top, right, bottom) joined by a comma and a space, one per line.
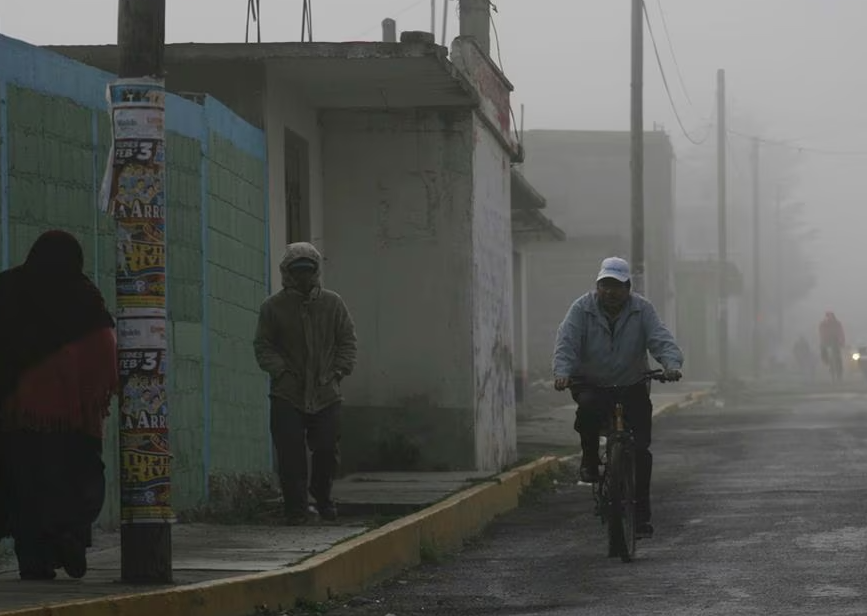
263, 63, 324, 291
470, 116, 516, 471
512, 249, 528, 402
321, 108, 477, 472
0, 35, 269, 526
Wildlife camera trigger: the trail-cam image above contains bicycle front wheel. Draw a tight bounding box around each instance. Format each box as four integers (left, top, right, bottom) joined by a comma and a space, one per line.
606, 440, 637, 563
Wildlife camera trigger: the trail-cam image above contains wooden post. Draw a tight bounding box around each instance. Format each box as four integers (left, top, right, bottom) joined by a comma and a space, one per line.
113, 0, 172, 584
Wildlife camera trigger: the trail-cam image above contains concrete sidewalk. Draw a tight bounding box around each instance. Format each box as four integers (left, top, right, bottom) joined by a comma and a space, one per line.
0, 387, 710, 615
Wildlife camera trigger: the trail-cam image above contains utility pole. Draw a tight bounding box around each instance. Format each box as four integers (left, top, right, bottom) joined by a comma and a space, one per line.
115, 0, 172, 583
751, 137, 761, 377
775, 186, 784, 345
717, 68, 728, 384
431, 0, 436, 35
630, 0, 645, 295
441, 0, 450, 46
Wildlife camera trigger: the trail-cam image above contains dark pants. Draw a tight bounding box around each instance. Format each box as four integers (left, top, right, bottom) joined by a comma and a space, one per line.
572, 383, 653, 523
270, 398, 341, 515
0, 431, 105, 576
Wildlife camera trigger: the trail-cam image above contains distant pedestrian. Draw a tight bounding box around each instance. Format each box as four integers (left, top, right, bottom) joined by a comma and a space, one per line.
0, 230, 118, 580
254, 242, 357, 524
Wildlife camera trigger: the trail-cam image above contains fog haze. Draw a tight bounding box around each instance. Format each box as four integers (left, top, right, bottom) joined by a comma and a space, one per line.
3, 0, 866, 346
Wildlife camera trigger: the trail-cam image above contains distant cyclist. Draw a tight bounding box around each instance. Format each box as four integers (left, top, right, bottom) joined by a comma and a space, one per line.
552, 257, 684, 539
819, 312, 845, 381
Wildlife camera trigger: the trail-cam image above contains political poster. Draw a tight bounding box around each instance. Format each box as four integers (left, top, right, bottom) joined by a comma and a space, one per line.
118, 348, 173, 523
100, 77, 173, 525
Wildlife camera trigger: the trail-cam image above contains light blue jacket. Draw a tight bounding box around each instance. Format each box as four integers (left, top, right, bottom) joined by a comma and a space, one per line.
552, 292, 684, 386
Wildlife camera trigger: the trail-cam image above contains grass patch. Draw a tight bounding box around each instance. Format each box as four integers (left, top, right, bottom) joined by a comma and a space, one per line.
518, 469, 559, 506
419, 539, 444, 564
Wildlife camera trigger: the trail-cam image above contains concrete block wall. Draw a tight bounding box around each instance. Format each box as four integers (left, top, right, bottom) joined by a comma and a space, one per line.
206, 133, 269, 474
0, 35, 269, 526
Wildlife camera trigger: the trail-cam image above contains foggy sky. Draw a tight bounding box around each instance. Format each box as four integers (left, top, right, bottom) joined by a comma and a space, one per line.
3, 0, 866, 343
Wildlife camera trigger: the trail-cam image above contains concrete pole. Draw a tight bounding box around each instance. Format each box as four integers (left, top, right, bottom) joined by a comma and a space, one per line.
382, 18, 397, 42
630, 0, 645, 295
752, 137, 761, 376
441, 0, 450, 46
431, 0, 436, 35
459, 0, 490, 54
116, 0, 172, 583
717, 68, 729, 384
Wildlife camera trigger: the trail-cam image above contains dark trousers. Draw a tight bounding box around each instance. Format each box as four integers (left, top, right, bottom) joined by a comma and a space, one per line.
0, 431, 105, 575
269, 398, 341, 515
572, 383, 653, 523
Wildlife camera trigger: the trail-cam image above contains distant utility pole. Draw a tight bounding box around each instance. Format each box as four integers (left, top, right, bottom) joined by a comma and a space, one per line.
431, 0, 436, 35
116, 0, 172, 583
630, 0, 645, 295
717, 68, 728, 384
775, 186, 784, 344
441, 0, 450, 46
752, 137, 761, 377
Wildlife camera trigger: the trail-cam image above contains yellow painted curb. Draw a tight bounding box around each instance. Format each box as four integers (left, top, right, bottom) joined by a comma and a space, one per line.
0, 456, 561, 616
652, 389, 713, 417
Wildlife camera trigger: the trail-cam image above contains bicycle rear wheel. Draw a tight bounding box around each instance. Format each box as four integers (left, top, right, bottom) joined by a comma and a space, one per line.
605, 440, 636, 563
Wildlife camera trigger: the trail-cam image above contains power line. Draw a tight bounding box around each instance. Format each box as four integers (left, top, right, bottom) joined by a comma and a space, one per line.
727, 128, 867, 157
654, 0, 692, 106
301, 0, 314, 42
487, 3, 522, 149
245, 0, 261, 43
642, 1, 709, 145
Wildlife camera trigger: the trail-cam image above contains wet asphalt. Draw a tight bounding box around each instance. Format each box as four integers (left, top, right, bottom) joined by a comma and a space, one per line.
307, 383, 867, 616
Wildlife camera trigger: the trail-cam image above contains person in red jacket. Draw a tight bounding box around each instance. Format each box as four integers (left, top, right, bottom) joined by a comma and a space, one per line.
819, 312, 846, 380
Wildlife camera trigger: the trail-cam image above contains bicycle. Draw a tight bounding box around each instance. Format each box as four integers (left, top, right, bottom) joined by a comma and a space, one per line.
566, 369, 677, 563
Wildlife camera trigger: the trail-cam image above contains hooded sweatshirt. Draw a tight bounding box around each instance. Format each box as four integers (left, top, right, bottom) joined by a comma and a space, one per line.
254, 242, 357, 413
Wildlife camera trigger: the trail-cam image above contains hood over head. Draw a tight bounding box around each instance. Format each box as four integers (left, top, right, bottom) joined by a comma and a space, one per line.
279, 242, 323, 290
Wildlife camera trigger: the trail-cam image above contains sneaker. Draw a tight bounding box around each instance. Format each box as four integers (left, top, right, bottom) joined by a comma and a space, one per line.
637, 522, 654, 539
316, 502, 338, 522
285, 510, 311, 526
579, 464, 600, 484
57, 533, 87, 579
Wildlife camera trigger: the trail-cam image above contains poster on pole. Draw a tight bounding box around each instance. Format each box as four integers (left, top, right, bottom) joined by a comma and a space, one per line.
118, 349, 172, 522
101, 77, 174, 525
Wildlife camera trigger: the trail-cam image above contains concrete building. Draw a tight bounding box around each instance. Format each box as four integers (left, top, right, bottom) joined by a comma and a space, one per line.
516, 130, 677, 378
511, 169, 565, 401
53, 11, 548, 473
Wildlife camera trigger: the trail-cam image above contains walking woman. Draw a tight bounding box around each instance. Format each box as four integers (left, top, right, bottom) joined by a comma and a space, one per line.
0, 230, 118, 580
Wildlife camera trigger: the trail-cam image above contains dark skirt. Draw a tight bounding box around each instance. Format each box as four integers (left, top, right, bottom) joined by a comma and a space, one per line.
0, 430, 105, 577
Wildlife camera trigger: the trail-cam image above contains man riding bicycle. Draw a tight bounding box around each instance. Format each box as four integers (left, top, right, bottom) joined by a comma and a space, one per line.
552, 257, 684, 539
819, 311, 845, 379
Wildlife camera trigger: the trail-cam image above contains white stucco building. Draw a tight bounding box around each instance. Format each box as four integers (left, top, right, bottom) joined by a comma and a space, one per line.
53, 15, 557, 472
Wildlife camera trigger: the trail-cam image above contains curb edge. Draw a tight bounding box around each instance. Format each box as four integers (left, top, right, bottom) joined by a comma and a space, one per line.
0, 457, 561, 616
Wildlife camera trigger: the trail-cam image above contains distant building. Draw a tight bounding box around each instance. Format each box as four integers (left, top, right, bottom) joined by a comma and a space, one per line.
53, 26, 561, 472
516, 130, 677, 377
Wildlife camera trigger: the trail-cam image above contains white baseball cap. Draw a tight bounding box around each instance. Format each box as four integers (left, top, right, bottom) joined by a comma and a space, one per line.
596, 257, 631, 283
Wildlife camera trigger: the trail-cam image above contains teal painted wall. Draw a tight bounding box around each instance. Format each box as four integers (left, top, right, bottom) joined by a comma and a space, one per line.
0, 35, 269, 527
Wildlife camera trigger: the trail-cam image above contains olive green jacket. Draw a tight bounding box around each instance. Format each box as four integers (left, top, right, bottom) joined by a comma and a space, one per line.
253, 243, 357, 413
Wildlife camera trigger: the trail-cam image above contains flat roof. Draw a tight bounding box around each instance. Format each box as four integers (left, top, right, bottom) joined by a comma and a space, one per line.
48, 41, 480, 109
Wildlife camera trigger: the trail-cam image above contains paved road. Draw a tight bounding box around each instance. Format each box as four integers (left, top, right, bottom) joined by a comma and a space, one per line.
308, 384, 867, 616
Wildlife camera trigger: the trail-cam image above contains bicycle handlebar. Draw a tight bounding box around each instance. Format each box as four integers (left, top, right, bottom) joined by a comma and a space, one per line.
564, 369, 680, 390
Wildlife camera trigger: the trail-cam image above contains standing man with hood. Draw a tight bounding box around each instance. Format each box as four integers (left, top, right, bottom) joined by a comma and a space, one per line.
254, 242, 357, 523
